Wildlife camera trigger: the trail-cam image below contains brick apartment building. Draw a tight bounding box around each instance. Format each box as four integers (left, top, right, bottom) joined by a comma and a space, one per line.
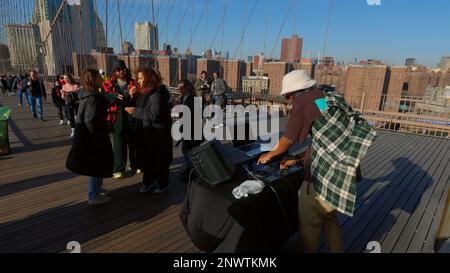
344, 64, 388, 110
280, 34, 303, 63
72, 48, 117, 78
157, 56, 179, 87
221, 59, 247, 91
405, 66, 430, 96
313, 64, 346, 92
196, 59, 221, 81
196, 58, 246, 91
263, 62, 290, 96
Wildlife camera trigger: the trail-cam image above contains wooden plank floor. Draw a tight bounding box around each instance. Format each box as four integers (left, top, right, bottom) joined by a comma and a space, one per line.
0, 95, 448, 253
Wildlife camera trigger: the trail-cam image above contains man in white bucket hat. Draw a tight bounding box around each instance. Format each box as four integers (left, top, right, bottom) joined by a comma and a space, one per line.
258, 69, 343, 253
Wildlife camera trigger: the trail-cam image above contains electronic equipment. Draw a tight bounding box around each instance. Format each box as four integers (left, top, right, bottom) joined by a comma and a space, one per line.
189, 140, 235, 186
245, 159, 303, 184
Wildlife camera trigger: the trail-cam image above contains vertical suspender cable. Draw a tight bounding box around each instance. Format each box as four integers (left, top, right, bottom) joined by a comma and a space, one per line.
116, 0, 125, 66
106, 0, 108, 49
152, 0, 157, 68
322, 0, 333, 60
270, 0, 294, 59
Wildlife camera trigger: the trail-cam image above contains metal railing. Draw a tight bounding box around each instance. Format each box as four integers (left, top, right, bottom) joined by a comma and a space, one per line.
349, 93, 449, 138
168, 88, 450, 139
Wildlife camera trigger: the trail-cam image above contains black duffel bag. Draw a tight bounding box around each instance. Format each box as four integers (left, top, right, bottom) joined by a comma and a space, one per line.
179, 180, 235, 252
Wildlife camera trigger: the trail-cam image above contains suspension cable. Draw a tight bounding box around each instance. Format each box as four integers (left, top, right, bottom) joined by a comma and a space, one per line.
232, 0, 258, 60
209, 0, 231, 51
30, 0, 68, 70
269, 0, 294, 59
322, 0, 333, 59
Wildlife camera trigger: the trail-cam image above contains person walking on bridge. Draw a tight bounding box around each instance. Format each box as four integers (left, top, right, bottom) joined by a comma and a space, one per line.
62, 74, 80, 138
26, 70, 47, 121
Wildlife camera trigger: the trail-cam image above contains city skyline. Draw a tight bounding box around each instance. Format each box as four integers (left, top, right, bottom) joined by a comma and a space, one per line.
1, 0, 449, 67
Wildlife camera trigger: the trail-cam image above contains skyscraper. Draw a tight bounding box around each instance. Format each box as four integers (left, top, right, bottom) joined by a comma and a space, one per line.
438, 56, 450, 72
33, 0, 71, 74
280, 34, 303, 63
6, 23, 43, 72
69, 0, 105, 54
135, 22, 159, 52
33, 0, 105, 75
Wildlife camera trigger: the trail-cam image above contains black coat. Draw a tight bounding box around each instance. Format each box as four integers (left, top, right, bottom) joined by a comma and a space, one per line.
51, 86, 65, 107
27, 77, 47, 98
66, 89, 114, 178
133, 86, 173, 172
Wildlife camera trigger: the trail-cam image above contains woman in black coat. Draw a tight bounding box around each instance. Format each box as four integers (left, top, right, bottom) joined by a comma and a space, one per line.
177, 79, 203, 180
125, 68, 173, 194
66, 69, 114, 205
51, 79, 68, 126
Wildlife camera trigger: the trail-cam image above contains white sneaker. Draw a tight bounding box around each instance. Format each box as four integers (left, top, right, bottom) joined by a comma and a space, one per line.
67, 121, 71, 126
70, 128, 75, 138
88, 195, 111, 205
59, 120, 64, 126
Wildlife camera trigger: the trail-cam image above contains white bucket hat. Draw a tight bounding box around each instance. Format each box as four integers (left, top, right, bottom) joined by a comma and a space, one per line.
281, 70, 317, 96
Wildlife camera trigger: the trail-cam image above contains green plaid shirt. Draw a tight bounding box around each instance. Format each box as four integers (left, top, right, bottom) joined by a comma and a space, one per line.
311, 93, 377, 216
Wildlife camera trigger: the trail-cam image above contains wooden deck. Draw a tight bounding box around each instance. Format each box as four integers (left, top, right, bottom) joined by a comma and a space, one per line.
0, 95, 449, 253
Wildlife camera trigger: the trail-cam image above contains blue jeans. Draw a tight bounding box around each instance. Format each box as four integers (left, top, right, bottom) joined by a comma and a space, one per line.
88, 177, 103, 200
29, 95, 43, 118
18, 89, 30, 106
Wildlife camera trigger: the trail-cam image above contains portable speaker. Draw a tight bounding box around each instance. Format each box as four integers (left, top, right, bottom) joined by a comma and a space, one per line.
188, 140, 235, 185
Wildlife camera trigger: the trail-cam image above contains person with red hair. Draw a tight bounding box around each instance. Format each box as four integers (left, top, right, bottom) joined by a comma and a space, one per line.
125, 68, 173, 194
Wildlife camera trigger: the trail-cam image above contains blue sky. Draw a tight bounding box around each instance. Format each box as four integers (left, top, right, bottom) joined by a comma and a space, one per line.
96, 0, 449, 67
2, 0, 449, 67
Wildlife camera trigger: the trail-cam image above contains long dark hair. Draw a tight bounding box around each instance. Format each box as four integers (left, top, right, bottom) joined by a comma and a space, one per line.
82, 69, 101, 92
178, 79, 195, 96
136, 68, 162, 94
64, 73, 76, 85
